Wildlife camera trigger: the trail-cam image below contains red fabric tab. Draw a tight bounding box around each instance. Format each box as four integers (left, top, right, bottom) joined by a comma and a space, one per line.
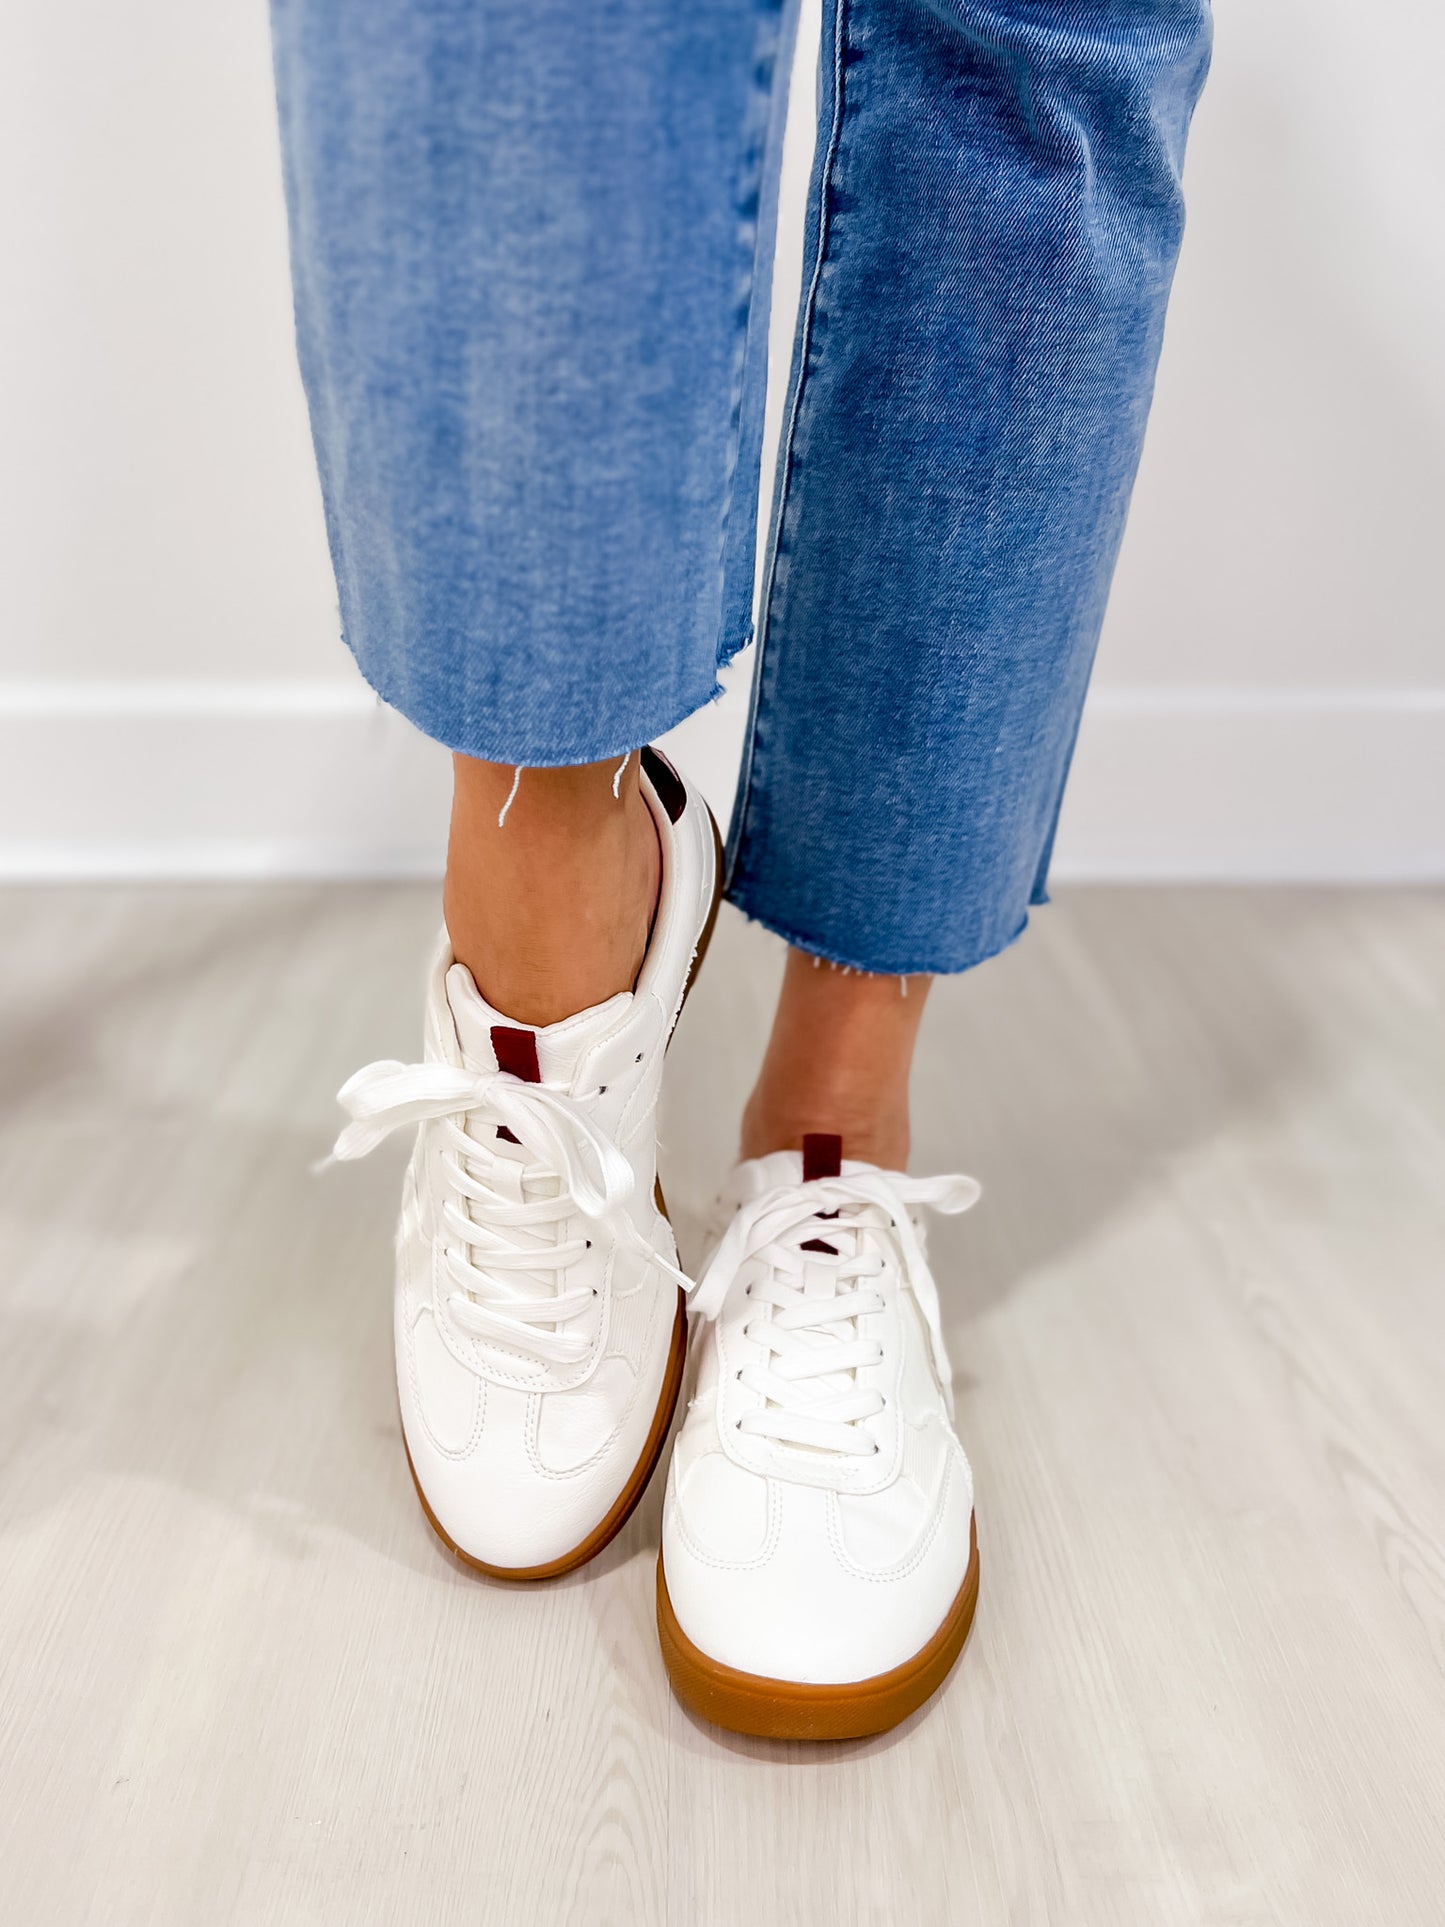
802, 1132, 843, 1182
491, 1025, 541, 1083
799, 1237, 839, 1255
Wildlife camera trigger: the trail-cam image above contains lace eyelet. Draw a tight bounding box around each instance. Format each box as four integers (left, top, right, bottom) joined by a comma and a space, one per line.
635, 1052, 644, 1064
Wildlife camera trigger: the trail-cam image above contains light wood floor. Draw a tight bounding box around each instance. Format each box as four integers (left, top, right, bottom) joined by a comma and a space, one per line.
2, 885, 1443, 1926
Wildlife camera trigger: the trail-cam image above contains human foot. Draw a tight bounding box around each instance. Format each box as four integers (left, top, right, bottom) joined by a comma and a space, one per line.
658, 1136, 981, 1738
332, 748, 721, 1578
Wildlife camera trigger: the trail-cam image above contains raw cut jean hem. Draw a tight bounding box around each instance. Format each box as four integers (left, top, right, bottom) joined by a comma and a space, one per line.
723, 887, 1036, 980
345, 641, 727, 770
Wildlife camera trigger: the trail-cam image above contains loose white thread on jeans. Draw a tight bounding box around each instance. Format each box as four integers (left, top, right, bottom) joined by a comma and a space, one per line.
497, 764, 523, 828
612, 749, 631, 799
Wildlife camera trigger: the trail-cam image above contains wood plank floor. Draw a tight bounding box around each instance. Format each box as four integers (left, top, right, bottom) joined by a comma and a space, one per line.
2, 885, 1443, 1926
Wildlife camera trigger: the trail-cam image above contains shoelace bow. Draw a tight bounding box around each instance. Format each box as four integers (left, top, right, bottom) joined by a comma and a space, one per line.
690, 1169, 980, 1455
327, 1058, 686, 1367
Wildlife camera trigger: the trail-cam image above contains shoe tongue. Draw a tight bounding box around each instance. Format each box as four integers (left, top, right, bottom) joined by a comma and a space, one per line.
802, 1132, 842, 1181
445, 963, 632, 1085
734, 1145, 878, 1202
725, 1148, 873, 1262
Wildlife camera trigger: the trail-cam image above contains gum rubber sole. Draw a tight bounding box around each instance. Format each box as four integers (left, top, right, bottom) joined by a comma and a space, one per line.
403, 774, 725, 1584
656, 1514, 980, 1740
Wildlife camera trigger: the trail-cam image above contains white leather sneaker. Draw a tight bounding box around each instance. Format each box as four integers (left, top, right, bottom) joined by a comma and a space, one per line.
658, 1134, 982, 1738
329, 747, 721, 1579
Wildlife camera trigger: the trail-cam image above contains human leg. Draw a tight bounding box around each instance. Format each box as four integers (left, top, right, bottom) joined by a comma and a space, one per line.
272, 0, 794, 1572
444, 753, 660, 1028
730, 0, 1213, 980
741, 954, 930, 1170
660, 0, 1212, 1738
272, 0, 795, 1019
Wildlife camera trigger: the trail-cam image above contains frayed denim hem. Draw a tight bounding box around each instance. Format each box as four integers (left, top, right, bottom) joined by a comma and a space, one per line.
722, 886, 1036, 980
343, 645, 728, 770
714, 617, 755, 676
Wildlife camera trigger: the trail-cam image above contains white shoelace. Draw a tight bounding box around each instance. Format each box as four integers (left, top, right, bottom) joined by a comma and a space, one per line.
328, 1058, 685, 1367
690, 1169, 980, 1456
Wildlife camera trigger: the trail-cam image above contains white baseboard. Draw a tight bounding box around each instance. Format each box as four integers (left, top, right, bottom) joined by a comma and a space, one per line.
1, 680, 1442, 882
1051, 687, 1445, 882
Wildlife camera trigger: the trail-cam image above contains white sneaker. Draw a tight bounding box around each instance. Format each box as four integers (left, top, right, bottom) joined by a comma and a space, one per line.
330, 748, 720, 1579
658, 1135, 982, 1738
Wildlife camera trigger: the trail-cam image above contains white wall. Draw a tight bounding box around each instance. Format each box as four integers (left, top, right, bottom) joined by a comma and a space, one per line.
1, 0, 1441, 877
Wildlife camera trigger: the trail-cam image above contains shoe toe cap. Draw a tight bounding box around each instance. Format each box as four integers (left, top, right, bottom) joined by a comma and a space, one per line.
401, 1395, 646, 1572
397, 1304, 680, 1574
662, 1458, 975, 1686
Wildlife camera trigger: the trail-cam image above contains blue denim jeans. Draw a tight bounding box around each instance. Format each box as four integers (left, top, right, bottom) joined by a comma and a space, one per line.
271, 0, 1210, 974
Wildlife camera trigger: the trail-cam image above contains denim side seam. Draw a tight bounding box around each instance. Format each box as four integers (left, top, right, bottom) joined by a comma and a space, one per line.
711, 0, 791, 693
724, 0, 850, 894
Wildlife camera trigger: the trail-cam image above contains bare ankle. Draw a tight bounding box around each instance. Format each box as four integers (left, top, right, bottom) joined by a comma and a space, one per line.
739, 950, 931, 1172
740, 1092, 912, 1171
443, 751, 660, 1027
